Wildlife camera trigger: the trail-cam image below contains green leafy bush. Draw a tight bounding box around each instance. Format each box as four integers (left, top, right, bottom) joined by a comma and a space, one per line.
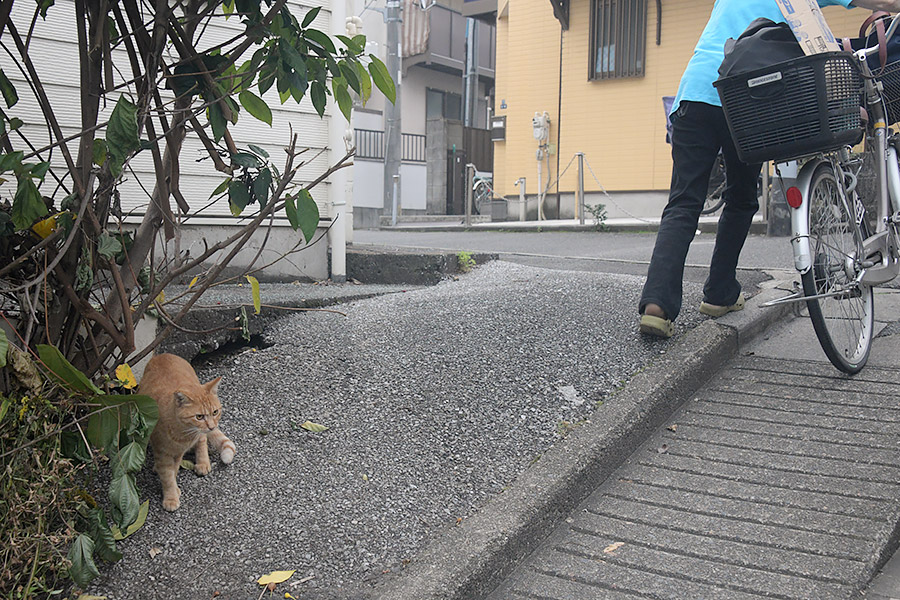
1, 343, 157, 596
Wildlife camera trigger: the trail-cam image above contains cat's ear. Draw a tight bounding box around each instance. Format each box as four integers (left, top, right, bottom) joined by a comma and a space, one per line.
205, 377, 222, 395
174, 392, 191, 407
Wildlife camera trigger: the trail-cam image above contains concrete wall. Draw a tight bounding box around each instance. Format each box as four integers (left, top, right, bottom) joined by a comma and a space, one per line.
353, 159, 427, 226
159, 223, 329, 282
426, 118, 466, 215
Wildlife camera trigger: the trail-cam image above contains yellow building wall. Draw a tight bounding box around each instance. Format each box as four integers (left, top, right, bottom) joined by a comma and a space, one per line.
493, 1, 868, 200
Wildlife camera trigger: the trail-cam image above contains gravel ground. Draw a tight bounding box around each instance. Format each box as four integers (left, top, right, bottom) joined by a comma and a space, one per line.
88, 260, 705, 600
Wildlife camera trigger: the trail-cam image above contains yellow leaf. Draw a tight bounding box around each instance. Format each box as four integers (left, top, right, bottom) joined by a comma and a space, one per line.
257, 570, 296, 586
246, 275, 261, 314
285, 595, 296, 600
300, 421, 328, 433
111, 500, 149, 540
31, 214, 57, 239
189, 276, 199, 289
603, 542, 625, 554
115, 363, 137, 389
76, 595, 108, 600
155, 290, 165, 304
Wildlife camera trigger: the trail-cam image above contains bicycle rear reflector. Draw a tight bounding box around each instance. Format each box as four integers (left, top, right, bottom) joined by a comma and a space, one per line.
786, 187, 803, 209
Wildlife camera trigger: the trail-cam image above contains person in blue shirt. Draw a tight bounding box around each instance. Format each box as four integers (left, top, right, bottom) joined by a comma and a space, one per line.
639, 0, 900, 338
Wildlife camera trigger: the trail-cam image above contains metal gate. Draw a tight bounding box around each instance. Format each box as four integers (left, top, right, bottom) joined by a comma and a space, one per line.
463, 127, 492, 172
446, 127, 492, 215
447, 148, 468, 215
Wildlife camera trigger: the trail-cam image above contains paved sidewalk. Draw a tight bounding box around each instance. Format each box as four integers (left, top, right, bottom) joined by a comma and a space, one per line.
484, 290, 900, 599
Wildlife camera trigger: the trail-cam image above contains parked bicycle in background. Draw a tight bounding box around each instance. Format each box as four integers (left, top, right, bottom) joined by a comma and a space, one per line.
472, 169, 493, 215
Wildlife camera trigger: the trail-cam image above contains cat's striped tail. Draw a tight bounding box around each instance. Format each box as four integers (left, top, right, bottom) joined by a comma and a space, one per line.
209, 429, 236, 464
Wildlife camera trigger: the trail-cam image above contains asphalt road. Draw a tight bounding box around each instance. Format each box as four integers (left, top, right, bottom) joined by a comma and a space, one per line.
85, 229, 810, 599
351, 229, 796, 281
88, 260, 710, 599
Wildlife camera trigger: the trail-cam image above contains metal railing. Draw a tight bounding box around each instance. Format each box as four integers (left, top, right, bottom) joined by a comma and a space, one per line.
354, 129, 426, 163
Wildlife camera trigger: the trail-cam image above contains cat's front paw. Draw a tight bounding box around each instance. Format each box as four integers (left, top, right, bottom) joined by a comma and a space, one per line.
162, 494, 181, 511
220, 445, 235, 464
194, 460, 211, 476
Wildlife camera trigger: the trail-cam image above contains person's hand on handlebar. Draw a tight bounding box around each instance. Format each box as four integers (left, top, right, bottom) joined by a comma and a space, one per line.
851, 0, 900, 11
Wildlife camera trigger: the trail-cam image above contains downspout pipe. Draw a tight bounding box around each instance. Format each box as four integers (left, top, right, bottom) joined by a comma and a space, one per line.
328, 0, 352, 282
556, 26, 563, 217
656, 0, 662, 45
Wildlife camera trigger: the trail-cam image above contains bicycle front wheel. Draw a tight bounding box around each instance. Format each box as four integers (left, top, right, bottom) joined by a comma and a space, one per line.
801, 163, 874, 374
702, 155, 726, 215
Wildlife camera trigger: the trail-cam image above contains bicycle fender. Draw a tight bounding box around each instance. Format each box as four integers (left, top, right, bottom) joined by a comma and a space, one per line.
788, 159, 825, 275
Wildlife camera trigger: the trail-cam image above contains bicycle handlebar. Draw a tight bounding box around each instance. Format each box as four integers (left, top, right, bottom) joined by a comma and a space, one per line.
859, 13, 900, 62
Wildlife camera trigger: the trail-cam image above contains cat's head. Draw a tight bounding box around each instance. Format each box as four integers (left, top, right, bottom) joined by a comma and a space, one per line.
173, 377, 223, 433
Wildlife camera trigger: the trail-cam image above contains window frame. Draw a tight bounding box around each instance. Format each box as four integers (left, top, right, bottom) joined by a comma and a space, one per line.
589, 0, 648, 81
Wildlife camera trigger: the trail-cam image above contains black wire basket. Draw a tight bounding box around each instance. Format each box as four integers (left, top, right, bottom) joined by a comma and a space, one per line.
877, 60, 900, 125
714, 52, 863, 164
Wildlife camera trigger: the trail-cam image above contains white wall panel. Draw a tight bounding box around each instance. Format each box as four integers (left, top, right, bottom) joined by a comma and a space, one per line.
400, 163, 425, 210
0, 0, 335, 223
353, 159, 383, 209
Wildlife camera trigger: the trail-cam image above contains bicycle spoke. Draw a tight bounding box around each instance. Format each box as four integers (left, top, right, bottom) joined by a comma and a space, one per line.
802, 163, 874, 373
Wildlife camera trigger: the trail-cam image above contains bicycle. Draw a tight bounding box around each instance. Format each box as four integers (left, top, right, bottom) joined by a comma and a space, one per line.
718, 14, 900, 374
662, 96, 730, 215
472, 170, 493, 215
702, 154, 728, 214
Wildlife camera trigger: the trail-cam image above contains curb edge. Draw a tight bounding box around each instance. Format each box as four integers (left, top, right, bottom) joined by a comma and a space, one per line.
372, 282, 794, 600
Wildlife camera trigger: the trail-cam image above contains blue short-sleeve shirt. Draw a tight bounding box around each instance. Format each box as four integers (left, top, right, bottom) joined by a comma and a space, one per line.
671, 0, 856, 114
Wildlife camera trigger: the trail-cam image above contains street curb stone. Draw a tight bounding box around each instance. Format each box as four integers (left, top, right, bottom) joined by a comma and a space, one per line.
375, 221, 769, 235
372, 283, 796, 600
345, 248, 499, 285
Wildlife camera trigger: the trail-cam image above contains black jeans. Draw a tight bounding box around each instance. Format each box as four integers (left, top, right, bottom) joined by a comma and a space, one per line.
639, 101, 761, 321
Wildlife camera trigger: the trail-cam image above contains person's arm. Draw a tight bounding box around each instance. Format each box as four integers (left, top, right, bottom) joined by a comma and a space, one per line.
850, 0, 900, 11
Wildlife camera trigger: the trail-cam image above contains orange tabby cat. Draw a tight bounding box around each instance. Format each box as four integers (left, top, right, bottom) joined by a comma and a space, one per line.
140, 353, 236, 511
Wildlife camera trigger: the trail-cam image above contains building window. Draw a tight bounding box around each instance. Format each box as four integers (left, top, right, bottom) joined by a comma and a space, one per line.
590, 0, 647, 80
426, 88, 463, 121
426, 89, 444, 119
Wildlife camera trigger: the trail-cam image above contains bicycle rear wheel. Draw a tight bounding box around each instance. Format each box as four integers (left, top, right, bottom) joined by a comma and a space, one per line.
473, 180, 492, 215
801, 163, 874, 374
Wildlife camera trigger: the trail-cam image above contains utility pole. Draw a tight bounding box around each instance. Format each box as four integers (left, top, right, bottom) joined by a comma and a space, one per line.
383, 0, 402, 215
463, 17, 478, 127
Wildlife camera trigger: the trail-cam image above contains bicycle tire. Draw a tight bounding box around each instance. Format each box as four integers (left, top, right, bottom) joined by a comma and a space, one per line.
801, 163, 874, 374
473, 180, 492, 215
702, 156, 726, 215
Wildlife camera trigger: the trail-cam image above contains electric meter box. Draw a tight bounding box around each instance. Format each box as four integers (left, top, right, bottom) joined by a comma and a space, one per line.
532, 111, 550, 142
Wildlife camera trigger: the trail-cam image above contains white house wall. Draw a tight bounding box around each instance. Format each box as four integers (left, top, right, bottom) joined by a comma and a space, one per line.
354, 160, 383, 209
400, 163, 426, 210
353, 159, 425, 212
0, 0, 340, 280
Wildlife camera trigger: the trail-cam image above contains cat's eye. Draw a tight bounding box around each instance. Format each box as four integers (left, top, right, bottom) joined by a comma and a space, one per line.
195, 415, 203, 420
213, 409, 219, 415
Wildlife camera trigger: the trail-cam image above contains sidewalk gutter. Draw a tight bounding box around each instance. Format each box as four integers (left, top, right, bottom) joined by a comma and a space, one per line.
372, 282, 796, 600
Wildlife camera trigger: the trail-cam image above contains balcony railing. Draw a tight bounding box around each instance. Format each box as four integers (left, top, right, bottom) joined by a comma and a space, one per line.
354, 129, 426, 163
403, 4, 495, 78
